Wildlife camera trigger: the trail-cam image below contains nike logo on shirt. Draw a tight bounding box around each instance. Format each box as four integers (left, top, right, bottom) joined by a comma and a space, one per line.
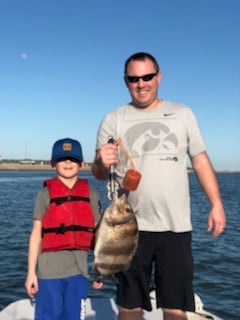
164, 113, 174, 117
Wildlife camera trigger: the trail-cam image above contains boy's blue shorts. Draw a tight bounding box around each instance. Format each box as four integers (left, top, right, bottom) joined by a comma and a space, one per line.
35, 274, 88, 320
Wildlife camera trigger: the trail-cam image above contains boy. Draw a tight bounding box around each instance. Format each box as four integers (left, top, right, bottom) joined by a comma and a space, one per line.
25, 137, 101, 320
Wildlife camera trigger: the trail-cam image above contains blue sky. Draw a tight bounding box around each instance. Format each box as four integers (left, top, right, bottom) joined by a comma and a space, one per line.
0, 0, 239, 170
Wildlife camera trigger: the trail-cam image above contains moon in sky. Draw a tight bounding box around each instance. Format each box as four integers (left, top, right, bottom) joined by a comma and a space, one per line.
20, 53, 28, 59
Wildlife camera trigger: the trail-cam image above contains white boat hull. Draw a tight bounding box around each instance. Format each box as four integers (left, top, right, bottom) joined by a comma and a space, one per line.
0, 294, 222, 320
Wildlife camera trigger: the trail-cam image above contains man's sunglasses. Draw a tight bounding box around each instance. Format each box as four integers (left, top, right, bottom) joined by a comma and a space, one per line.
126, 71, 159, 83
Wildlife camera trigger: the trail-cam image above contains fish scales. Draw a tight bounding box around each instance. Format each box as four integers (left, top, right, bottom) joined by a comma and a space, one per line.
94, 194, 138, 277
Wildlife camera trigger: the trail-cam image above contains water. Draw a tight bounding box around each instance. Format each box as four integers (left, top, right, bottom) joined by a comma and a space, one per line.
0, 171, 239, 319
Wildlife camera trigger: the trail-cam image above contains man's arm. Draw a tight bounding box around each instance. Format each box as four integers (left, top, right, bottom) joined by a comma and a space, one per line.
191, 151, 226, 237
92, 142, 119, 180
92, 152, 109, 180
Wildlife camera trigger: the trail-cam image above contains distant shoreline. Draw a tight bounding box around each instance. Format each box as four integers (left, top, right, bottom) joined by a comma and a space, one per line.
0, 163, 92, 172
0, 163, 238, 173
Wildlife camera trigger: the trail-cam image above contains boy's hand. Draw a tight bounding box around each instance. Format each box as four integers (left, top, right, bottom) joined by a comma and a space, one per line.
25, 274, 39, 298
92, 280, 104, 289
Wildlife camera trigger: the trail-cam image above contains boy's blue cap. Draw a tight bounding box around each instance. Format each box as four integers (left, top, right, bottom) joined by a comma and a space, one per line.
51, 138, 83, 162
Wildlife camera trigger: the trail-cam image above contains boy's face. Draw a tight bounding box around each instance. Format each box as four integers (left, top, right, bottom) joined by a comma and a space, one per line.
54, 159, 81, 179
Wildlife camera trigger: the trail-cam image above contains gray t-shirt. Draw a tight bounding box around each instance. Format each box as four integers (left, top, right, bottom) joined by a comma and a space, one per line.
96, 101, 206, 232
33, 180, 101, 279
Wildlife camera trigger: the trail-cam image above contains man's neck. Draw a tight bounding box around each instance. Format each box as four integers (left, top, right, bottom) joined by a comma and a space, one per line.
132, 98, 163, 111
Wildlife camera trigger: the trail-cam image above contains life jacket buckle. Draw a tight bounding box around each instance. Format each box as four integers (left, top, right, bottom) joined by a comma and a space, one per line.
57, 223, 67, 234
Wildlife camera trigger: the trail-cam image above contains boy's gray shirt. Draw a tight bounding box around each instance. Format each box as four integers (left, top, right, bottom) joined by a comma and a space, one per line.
96, 101, 206, 232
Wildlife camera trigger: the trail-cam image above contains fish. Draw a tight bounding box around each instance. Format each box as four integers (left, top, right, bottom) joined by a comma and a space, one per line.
93, 193, 138, 278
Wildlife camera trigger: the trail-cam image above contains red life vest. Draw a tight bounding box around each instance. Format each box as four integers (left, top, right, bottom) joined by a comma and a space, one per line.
41, 177, 95, 252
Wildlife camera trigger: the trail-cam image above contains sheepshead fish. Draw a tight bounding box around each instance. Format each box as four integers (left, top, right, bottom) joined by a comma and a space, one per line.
94, 193, 138, 277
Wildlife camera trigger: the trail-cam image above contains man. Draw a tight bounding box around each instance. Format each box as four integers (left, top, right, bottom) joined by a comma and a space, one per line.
92, 52, 226, 320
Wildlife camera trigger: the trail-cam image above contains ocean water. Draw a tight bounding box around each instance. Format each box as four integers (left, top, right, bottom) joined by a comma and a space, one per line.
0, 171, 239, 319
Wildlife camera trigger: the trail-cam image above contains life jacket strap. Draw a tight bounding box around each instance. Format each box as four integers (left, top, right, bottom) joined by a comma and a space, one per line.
42, 223, 95, 237
50, 196, 90, 205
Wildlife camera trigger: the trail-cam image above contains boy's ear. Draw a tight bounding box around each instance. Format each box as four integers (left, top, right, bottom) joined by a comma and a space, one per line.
51, 161, 56, 168
79, 161, 85, 168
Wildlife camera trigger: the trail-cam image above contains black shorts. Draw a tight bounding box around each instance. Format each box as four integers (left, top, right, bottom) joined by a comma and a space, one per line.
116, 231, 195, 312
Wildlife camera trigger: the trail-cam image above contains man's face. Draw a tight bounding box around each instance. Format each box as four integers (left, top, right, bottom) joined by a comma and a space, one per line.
125, 58, 162, 110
